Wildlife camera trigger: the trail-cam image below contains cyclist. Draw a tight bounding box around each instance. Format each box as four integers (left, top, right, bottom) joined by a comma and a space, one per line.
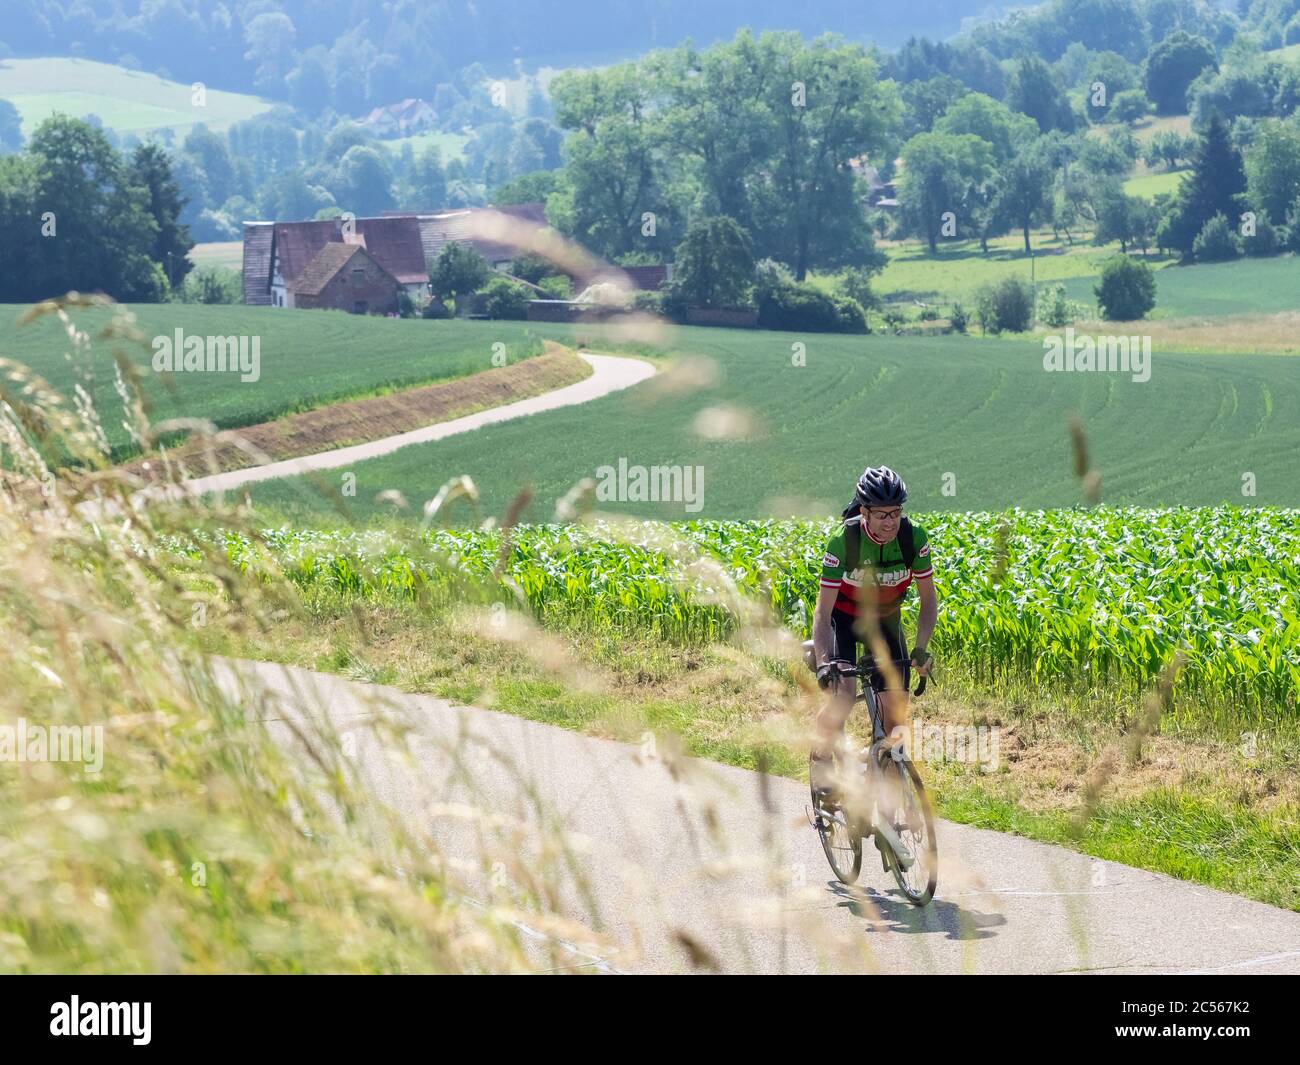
810, 465, 938, 800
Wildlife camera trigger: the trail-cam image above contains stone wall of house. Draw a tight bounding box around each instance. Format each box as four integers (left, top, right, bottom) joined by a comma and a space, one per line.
298, 260, 399, 314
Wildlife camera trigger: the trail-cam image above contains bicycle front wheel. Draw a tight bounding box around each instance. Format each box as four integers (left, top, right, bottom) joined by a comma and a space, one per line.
810, 754, 862, 885
881, 756, 938, 906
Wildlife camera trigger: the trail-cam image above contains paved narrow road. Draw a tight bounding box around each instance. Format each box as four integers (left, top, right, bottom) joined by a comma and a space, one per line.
123, 351, 655, 505
215, 657, 1300, 975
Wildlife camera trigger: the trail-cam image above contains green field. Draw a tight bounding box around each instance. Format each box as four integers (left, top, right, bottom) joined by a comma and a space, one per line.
2, 303, 543, 458
1061, 254, 1300, 319
190, 242, 244, 272
382, 129, 470, 164
875, 231, 1174, 305
1123, 168, 1188, 201
238, 320, 1300, 522
0, 57, 273, 139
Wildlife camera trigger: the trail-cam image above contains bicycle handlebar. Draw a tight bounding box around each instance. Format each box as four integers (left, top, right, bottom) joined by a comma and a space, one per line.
830, 659, 928, 698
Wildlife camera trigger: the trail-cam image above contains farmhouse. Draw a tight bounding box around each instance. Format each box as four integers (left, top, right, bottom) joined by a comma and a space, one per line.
359, 98, 438, 137
241, 202, 673, 314
242, 214, 428, 311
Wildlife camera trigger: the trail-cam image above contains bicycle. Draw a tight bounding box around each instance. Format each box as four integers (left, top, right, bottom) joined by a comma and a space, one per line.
802, 641, 938, 907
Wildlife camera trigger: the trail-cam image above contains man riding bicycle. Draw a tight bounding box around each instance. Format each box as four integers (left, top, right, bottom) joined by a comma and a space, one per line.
810, 465, 938, 800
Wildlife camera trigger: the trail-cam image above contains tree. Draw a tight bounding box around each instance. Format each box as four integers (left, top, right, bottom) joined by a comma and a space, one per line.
404, 144, 447, 210
492, 170, 559, 205
182, 125, 237, 207
1007, 57, 1076, 134
897, 131, 995, 252
127, 142, 194, 289
429, 241, 490, 304
672, 215, 755, 307
332, 146, 395, 216
1158, 113, 1246, 256
1245, 118, 1300, 223
1108, 89, 1151, 124
549, 64, 673, 260
1093, 181, 1155, 253
738, 32, 901, 279
934, 92, 1037, 165
901, 76, 967, 138
996, 144, 1053, 253
0, 99, 23, 152
25, 115, 161, 302
1094, 254, 1155, 319
1144, 31, 1218, 115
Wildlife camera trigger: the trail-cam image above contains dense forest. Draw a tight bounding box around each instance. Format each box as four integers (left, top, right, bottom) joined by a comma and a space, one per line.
0, 0, 1023, 110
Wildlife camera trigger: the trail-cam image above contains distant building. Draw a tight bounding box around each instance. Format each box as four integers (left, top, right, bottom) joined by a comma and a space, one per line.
242, 202, 674, 312
288, 243, 402, 315
242, 215, 428, 311
359, 98, 438, 137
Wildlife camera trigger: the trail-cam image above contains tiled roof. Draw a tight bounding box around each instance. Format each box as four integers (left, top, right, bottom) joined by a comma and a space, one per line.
289, 243, 400, 297
289, 243, 364, 296
407, 203, 549, 266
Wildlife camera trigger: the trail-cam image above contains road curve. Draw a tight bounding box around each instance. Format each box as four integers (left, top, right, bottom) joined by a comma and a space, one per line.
215, 657, 1300, 975
134, 351, 656, 503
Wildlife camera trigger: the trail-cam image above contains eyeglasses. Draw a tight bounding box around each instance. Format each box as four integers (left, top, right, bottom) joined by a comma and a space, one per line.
866, 507, 902, 521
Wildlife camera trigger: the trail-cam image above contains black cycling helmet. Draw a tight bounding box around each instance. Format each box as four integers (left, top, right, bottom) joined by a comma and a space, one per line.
854, 465, 908, 508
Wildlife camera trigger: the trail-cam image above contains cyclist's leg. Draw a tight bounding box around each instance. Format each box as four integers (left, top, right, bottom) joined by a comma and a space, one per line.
874, 617, 911, 749
872, 619, 911, 826
812, 609, 858, 795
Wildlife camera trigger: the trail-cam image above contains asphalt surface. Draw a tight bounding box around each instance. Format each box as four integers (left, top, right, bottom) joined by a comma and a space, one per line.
213, 657, 1300, 975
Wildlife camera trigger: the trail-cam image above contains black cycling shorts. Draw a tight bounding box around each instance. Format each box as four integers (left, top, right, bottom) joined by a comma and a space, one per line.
831, 608, 910, 693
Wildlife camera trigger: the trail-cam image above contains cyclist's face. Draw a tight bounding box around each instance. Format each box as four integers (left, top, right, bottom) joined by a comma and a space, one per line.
863, 505, 902, 538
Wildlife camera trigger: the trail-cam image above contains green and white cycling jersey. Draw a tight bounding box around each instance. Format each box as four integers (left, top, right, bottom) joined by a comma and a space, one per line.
819, 517, 934, 619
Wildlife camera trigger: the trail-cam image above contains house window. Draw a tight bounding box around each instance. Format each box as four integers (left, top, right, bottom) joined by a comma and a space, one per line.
353, 301, 368, 314
352, 268, 365, 285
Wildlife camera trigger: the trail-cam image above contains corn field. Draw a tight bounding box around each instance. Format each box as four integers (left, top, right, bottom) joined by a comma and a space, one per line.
191, 507, 1300, 727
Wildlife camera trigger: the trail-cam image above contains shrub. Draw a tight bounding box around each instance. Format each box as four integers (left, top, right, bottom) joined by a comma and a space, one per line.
660, 280, 692, 323
480, 275, 532, 320
974, 277, 1033, 334
1094, 254, 1156, 320
537, 274, 572, 299
421, 297, 452, 319
1192, 213, 1242, 262
178, 266, 240, 304
1109, 89, 1151, 124
631, 290, 665, 315
757, 282, 867, 333
396, 290, 417, 318
948, 301, 968, 334
1035, 283, 1086, 327
1242, 211, 1283, 257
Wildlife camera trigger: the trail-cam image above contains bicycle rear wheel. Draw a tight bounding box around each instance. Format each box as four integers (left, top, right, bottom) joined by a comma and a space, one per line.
880, 756, 938, 906
809, 753, 861, 885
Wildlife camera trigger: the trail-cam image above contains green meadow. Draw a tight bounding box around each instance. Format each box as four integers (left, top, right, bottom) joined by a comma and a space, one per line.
239, 321, 1300, 523
2, 303, 544, 458
0, 57, 273, 139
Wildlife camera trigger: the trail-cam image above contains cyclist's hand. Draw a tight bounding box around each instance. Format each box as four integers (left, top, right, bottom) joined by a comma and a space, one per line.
816, 660, 846, 690
910, 647, 933, 677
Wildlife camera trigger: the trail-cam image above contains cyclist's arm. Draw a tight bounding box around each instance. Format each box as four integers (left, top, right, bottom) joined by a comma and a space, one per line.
913, 574, 938, 660
812, 582, 839, 666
